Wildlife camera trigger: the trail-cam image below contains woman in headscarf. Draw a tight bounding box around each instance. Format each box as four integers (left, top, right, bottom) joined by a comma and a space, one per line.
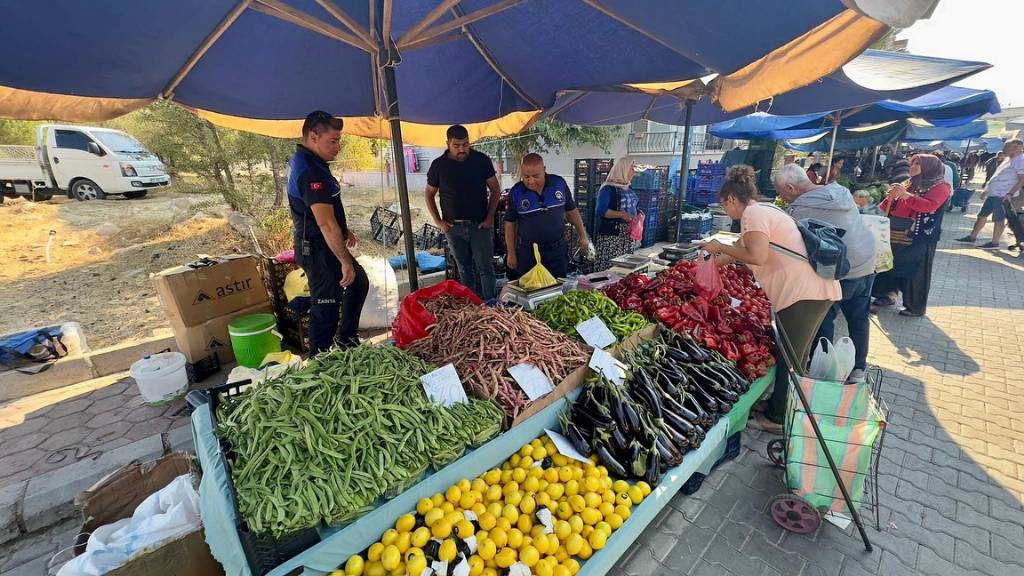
593, 157, 640, 271
870, 154, 952, 317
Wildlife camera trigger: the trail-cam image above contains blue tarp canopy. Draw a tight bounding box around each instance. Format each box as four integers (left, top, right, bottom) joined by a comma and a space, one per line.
0, 0, 924, 143
710, 86, 998, 141
544, 49, 992, 128
783, 119, 990, 152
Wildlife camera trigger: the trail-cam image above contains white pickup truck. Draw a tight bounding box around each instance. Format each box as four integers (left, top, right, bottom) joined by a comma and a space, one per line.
0, 124, 170, 202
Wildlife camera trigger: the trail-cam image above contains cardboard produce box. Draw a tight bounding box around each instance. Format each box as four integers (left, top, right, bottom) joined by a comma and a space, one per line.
154, 255, 269, 327
172, 302, 275, 364
72, 453, 223, 576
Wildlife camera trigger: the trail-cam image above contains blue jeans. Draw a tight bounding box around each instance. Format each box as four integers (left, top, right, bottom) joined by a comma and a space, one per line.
446, 221, 496, 300
817, 273, 874, 371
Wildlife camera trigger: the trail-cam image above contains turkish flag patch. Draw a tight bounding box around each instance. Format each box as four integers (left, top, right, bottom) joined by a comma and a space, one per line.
310, 182, 323, 191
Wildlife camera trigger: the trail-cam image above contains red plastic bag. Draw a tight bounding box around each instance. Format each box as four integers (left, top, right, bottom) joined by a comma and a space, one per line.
392, 280, 483, 348
693, 251, 723, 301
628, 211, 645, 242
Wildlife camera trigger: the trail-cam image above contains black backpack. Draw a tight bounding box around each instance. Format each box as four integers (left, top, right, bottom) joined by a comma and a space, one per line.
771, 217, 851, 280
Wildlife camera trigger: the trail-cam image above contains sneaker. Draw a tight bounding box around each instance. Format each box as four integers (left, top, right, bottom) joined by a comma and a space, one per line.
955, 236, 977, 243
847, 369, 867, 384
979, 242, 1001, 250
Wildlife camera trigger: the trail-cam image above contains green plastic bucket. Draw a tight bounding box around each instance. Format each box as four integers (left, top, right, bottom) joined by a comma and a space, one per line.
228, 313, 282, 368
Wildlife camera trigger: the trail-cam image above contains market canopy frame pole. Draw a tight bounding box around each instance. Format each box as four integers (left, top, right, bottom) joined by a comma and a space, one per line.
676, 100, 694, 242
375, 0, 420, 290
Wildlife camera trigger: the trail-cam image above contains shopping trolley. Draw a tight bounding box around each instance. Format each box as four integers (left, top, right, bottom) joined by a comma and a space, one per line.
763, 316, 888, 551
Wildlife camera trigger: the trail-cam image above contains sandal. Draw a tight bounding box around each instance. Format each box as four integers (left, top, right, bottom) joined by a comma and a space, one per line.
748, 412, 784, 435
872, 296, 896, 307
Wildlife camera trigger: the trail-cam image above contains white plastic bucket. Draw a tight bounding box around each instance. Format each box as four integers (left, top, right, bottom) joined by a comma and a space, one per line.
130, 352, 188, 405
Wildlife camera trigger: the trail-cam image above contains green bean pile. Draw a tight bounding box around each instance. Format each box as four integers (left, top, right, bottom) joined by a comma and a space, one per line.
533, 290, 649, 341
215, 345, 504, 537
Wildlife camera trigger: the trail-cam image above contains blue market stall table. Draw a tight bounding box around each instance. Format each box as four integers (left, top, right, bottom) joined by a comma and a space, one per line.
192, 369, 774, 576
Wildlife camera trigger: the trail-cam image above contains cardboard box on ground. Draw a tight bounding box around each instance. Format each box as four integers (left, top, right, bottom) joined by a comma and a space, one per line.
153, 255, 269, 327
152, 255, 273, 364
172, 302, 275, 364
73, 453, 223, 576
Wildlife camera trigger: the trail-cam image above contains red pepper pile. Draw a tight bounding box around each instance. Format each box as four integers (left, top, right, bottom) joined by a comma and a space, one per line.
604, 261, 776, 379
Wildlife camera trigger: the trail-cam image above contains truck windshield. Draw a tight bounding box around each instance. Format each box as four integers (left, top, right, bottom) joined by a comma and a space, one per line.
91, 131, 151, 155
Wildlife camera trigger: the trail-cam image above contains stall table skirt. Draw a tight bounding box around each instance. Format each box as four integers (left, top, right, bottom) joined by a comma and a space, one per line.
194, 371, 775, 576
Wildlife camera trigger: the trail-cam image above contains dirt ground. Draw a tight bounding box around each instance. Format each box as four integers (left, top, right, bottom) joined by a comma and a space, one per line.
0, 183, 431, 349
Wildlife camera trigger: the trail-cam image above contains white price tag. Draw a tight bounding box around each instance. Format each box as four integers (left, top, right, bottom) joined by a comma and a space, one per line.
730, 297, 742, 309
508, 363, 554, 401
420, 363, 468, 407
545, 429, 592, 464
575, 316, 616, 349
588, 348, 627, 386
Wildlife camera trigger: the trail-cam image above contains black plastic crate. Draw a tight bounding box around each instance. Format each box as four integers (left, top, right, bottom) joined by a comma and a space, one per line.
370, 206, 399, 228
414, 223, 446, 251
680, 432, 742, 495
195, 381, 323, 575
260, 257, 299, 310
372, 221, 403, 246
277, 307, 310, 352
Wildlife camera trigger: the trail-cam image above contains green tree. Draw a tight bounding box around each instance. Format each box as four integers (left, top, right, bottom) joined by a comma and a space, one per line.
476, 120, 620, 177
336, 135, 378, 172
107, 101, 237, 194
0, 120, 43, 145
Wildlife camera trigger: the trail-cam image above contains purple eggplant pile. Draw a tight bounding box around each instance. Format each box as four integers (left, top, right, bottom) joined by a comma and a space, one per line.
560, 331, 750, 485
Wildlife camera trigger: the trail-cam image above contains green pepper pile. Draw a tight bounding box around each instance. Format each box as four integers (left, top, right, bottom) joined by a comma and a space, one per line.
533, 290, 648, 342
216, 345, 503, 537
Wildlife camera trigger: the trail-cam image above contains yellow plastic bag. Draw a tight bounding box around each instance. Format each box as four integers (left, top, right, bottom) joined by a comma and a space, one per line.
520, 243, 558, 291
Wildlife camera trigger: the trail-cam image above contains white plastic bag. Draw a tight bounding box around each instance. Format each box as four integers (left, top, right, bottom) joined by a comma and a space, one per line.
58, 475, 201, 576
861, 215, 893, 273
809, 337, 856, 383
357, 255, 399, 329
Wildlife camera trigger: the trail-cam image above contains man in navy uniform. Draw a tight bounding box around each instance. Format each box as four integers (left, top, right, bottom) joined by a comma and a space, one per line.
288, 111, 368, 354
504, 154, 591, 278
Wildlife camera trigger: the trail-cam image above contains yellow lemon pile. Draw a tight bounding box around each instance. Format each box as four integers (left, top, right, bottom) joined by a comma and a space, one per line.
331, 436, 651, 576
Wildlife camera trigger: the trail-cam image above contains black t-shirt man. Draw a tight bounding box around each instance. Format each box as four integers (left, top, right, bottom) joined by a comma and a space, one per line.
424, 125, 502, 300
426, 149, 497, 222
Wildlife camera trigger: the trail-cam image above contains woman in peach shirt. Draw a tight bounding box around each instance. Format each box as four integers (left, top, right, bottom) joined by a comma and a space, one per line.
703, 166, 841, 433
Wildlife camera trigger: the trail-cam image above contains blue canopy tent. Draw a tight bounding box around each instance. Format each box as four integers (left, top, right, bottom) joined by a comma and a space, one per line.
710, 84, 997, 178
0, 1, 940, 291
783, 119, 989, 152
544, 50, 993, 128
709, 87, 998, 140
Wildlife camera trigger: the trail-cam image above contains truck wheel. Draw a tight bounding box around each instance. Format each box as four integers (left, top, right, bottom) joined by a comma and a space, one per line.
71, 179, 106, 201
123, 190, 148, 199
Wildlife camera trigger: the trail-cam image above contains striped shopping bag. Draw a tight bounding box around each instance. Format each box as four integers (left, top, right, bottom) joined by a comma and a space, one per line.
785, 377, 885, 513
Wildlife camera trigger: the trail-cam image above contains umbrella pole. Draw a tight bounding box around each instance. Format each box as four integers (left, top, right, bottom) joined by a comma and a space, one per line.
824, 113, 839, 179
675, 100, 694, 242
870, 145, 879, 179
381, 63, 420, 291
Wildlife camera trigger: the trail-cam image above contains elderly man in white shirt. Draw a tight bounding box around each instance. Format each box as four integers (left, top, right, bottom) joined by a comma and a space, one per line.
957, 139, 1024, 249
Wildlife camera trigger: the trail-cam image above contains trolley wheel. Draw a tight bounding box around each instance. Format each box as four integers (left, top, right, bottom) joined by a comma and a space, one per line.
767, 439, 785, 467
769, 494, 822, 534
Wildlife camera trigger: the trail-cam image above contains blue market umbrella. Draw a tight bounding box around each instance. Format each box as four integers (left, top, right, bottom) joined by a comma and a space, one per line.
0, 1, 939, 290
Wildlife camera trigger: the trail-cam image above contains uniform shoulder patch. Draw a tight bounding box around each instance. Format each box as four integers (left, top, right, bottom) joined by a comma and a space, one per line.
310, 182, 323, 191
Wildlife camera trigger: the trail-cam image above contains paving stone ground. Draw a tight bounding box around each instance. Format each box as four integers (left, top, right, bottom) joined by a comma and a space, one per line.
0, 374, 189, 488
614, 198, 1024, 575
3, 194, 1024, 575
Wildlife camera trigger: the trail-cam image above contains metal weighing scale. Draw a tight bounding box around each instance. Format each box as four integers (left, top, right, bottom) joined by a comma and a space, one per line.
500, 279, 565, 310
608, 254, 651, 276
659, 243, 700, 264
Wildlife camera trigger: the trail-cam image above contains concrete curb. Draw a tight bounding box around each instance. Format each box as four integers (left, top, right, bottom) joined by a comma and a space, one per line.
0, 336, 176, 403
0, 425, 193, 545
